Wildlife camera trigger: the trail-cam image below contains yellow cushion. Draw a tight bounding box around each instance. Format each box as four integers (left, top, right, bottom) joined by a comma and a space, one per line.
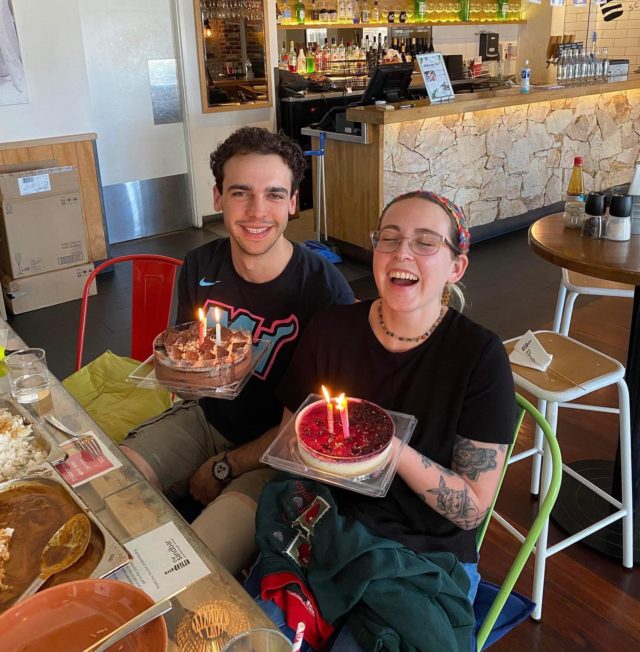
63, 350, 172, 444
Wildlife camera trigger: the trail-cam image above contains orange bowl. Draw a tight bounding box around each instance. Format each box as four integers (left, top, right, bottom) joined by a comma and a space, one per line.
0, 578, 168, 652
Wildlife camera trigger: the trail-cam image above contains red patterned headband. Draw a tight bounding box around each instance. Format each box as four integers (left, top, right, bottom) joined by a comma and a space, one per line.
380, 191, 471, 254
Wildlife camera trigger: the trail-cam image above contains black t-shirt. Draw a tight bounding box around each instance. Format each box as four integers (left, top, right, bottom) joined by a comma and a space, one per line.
177, 238, 354, 445
278, 300, 516, 562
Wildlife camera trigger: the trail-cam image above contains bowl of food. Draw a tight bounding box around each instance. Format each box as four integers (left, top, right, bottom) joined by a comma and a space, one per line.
0, 578, 168, 651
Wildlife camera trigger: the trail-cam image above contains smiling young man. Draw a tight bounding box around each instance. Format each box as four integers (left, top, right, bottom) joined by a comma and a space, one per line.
122, 127, 354, 575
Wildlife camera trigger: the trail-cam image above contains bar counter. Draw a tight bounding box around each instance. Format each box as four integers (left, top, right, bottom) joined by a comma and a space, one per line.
309, 75, 640, 250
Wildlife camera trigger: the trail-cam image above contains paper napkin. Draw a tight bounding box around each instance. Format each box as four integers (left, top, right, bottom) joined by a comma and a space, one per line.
509, 330, 553, 372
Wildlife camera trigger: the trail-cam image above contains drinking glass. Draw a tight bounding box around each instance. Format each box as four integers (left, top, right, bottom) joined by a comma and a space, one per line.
222, 628, 293, 652
5, 348, 50, 403
482, 3, 492, 19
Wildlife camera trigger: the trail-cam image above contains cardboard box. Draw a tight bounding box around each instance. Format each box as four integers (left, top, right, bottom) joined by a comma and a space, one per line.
0, 162, 89, 279
2, 263, 96, 315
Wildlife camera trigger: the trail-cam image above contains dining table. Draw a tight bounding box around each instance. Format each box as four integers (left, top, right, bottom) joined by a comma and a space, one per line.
0, 317, 276, 649
528, 212, 640, 562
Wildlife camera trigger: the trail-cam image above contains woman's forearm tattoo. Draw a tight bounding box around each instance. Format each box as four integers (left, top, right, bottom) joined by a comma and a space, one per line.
424, 476, 487, 529
452, 436, 506, 481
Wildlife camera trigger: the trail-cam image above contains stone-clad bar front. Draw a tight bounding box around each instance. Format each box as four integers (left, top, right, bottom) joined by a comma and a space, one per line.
309, 77, 640, 250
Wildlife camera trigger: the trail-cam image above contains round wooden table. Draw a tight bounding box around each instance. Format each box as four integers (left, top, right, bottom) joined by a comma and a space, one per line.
529, 213, 640, 561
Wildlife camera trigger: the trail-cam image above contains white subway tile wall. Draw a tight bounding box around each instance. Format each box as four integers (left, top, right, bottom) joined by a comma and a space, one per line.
564, 3, 640, 68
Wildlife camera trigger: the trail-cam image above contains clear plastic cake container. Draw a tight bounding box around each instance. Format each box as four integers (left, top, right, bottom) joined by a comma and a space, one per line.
261, 393, 417, 498
127, 337, 272, 400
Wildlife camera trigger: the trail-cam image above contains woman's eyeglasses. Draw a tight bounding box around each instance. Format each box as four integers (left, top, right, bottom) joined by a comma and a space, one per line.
370, 229, 460, 256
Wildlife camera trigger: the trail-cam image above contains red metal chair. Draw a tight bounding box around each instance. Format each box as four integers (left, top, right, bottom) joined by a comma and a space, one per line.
75, 254, 183, 370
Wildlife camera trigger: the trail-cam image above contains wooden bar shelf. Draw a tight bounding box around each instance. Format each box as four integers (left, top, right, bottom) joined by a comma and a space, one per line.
276, 19, 526, 29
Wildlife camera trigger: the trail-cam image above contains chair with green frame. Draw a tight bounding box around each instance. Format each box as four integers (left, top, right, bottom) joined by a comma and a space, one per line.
473, 393, 562, 650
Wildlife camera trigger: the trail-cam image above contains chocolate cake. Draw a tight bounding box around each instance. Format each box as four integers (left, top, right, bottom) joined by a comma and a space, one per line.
154, 322, 253, 388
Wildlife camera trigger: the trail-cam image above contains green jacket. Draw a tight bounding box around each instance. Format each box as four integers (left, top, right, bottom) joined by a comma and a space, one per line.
256, 478, 475, 651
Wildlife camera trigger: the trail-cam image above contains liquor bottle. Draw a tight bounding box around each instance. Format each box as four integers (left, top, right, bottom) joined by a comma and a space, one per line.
289, 41, 297, 72
295, 0, 306, 23
562, 156, 586, 229
311, 0, 320, 20
353, 0, 360, 22
427, 31, 435, 53
387, 8, 395, 22
279, 41, 289, 70
297, 46, 307, 73
338, 0, 346, 20
415, 0, 427, 21
315, 42, 324, 70
322, 38, 330, 69
328, 0, 337, 20
276, 2, 283, 25
371, 0, 380, 21
346, 0, 354, 20
361, 0, 370, 22
497, 0, 509, 20
282, 0, 293, 23
629, 164, 640, 234
306, 45, 315, 72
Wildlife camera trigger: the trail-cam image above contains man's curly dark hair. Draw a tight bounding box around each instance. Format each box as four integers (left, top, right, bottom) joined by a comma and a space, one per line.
209, 127, 306, 195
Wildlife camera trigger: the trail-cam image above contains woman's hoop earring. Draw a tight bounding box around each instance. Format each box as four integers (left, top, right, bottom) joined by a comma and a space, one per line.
442, 284, 451, 307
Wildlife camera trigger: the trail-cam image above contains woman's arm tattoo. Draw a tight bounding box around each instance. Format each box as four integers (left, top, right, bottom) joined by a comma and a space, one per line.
424, 476, 487, 529
452, 436, 507, 481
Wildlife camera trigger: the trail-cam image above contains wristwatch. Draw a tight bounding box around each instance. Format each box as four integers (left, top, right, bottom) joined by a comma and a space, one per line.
211, 454, 233, 484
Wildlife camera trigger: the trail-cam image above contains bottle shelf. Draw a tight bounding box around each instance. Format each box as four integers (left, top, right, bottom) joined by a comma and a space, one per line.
277, 19, 526, 29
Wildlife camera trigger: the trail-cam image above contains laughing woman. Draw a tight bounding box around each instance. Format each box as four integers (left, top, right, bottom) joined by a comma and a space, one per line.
254, 191, 516, 651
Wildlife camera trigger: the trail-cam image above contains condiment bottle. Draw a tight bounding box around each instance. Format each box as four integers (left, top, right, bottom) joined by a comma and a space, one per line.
562, 156, 586, 228
581, 192, 606, 239
605, 194, 632, 242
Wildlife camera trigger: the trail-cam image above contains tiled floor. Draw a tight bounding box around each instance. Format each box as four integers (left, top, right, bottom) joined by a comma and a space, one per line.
6, 211, 564, 380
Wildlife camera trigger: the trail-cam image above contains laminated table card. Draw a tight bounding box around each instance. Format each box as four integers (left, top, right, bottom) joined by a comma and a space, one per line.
509, 330, 553, 372
111, 521, 210, 602
416, 52, 455, 103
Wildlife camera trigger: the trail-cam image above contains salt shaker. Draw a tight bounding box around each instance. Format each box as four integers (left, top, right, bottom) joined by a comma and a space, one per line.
581, 192, 606, 239
605, 194, 632, 242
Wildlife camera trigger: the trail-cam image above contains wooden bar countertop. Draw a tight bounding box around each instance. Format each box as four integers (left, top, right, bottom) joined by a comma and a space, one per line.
347, 74, 640, 125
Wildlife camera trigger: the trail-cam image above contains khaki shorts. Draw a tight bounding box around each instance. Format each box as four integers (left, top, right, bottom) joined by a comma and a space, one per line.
124, 401, 233, 498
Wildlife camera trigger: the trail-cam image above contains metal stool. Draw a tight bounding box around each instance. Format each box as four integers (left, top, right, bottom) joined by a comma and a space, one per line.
553, 269, 633, 335
502, 331, 633, 620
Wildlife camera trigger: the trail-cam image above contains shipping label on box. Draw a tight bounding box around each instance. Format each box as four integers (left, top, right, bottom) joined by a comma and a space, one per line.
1, 263, 96, 315
0, 164, 89, 278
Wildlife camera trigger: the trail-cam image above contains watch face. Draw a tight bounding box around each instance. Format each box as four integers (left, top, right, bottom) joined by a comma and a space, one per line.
213, 459, 231, 482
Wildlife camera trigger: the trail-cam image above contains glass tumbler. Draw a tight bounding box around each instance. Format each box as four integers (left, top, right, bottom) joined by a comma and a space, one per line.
5, 348, 50, 403
222, 628, 293, 652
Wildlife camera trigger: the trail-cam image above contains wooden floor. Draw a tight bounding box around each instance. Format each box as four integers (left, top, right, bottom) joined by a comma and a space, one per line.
484, 295, 640, 651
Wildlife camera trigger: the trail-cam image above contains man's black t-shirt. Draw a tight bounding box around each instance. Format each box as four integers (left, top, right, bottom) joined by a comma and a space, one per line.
278, 300, 516, 562
176, 238, 354, 445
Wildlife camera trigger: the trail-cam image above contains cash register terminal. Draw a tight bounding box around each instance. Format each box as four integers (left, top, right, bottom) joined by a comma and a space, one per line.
312, 62, 415, 135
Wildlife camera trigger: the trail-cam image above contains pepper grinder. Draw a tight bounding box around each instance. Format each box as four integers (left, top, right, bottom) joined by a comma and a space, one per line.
605, 194, 632, 242
581, 192, 607, 239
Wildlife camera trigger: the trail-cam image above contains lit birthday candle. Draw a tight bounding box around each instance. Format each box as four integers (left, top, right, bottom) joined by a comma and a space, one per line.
335, 393, 350, 439
321, 385, 334, 434
214, 307, 222, 346
198, 308, 206, 348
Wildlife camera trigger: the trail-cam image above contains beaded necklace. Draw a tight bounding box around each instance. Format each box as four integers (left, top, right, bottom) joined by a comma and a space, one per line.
376, 300, 447, 343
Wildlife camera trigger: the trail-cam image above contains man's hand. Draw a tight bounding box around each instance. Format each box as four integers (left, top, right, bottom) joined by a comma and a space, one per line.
189, 457, 223, 505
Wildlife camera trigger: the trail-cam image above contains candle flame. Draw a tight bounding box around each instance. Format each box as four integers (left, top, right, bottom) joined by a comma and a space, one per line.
214, 306, 220, 322
335, 393, 346, 411
321, 385, 331, 403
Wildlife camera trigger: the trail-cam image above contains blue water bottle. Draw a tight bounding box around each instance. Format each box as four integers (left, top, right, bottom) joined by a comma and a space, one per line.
520, 59, 531, 93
